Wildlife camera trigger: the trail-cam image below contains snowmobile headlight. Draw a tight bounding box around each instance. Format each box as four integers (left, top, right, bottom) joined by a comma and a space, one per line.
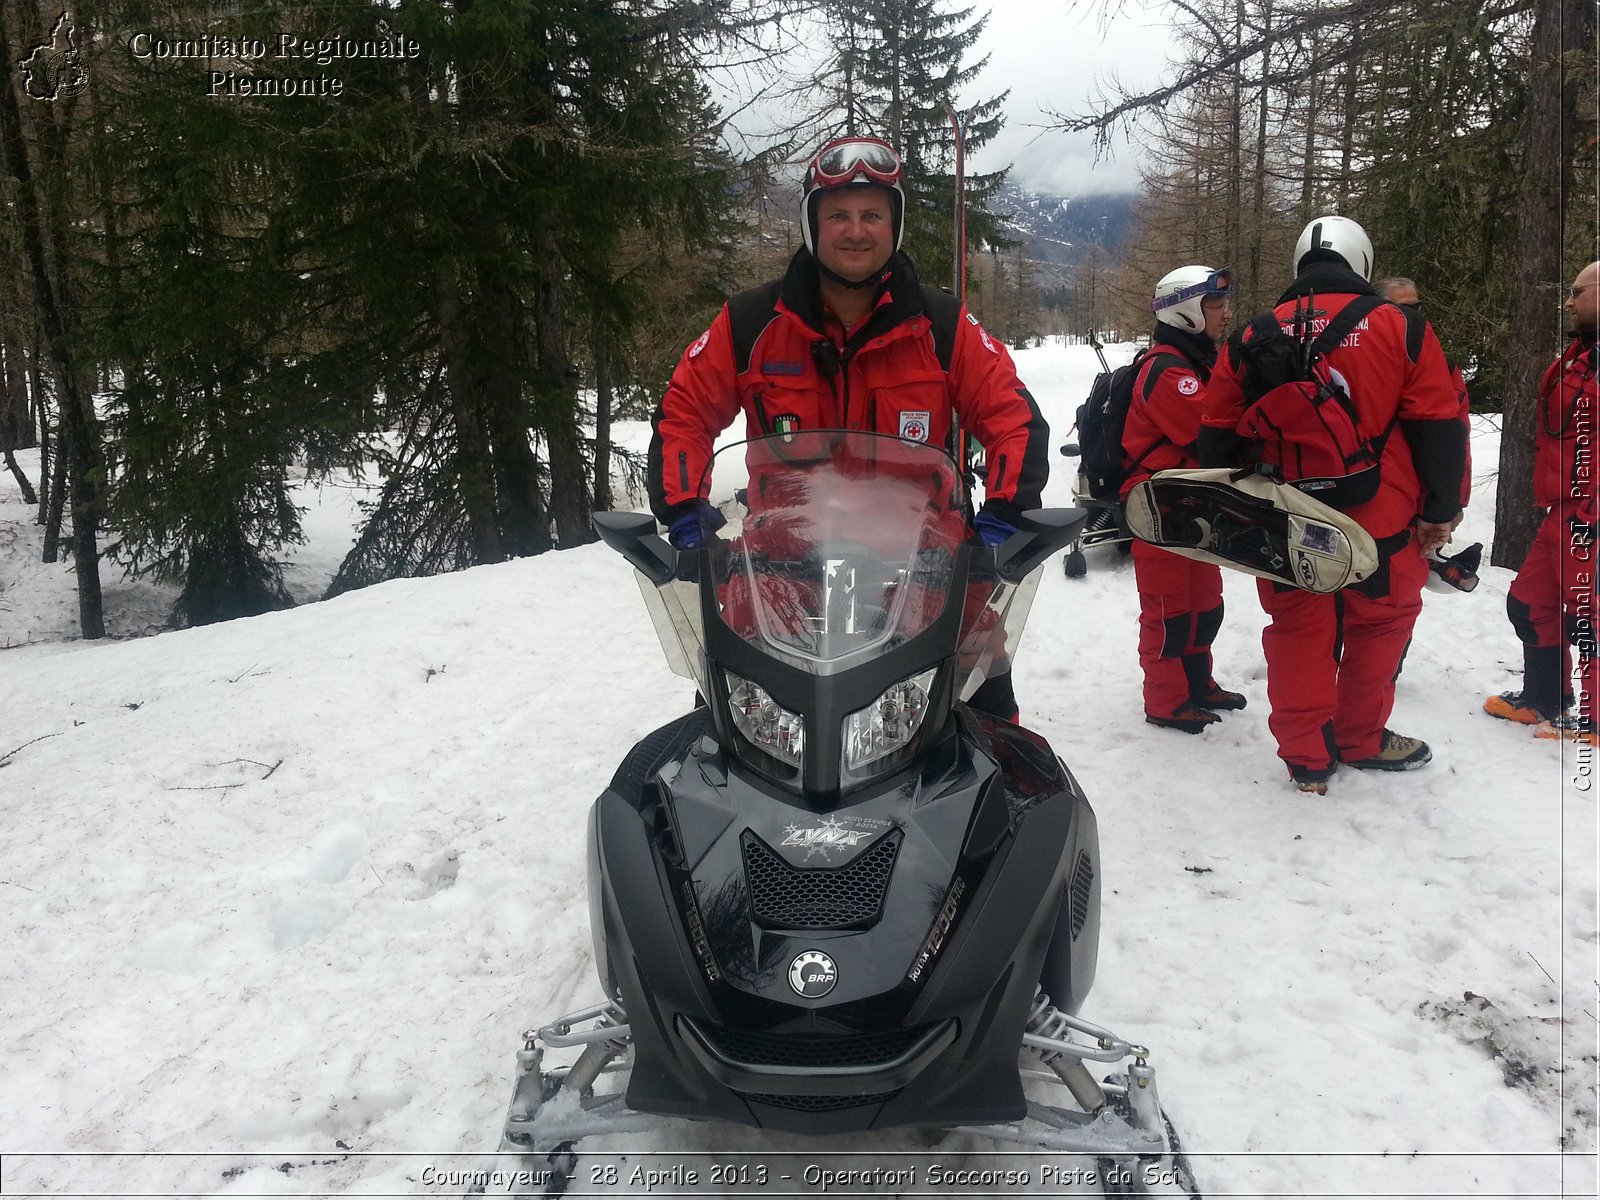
843, 668, 936, 772
725, 672, 805, 767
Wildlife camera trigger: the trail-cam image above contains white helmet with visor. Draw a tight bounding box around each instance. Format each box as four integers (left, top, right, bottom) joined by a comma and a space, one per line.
1152, 265, 1232, 332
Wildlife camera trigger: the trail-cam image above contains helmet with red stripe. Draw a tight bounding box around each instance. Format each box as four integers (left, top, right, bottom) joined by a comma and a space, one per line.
800, 136, 906, 254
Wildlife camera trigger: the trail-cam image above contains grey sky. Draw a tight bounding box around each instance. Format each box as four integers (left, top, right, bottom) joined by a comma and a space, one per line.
966, 1, 1174, 196
713, 1, 1176, 199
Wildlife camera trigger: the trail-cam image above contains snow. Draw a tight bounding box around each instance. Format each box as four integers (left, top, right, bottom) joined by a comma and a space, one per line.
1, 341, 1595, 1198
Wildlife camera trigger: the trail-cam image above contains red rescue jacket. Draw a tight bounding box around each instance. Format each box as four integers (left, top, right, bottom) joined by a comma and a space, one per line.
1202, 267, 1465, 538
1119, 328, 1217, 498
648, 251, 1049, 526
1449, 360, 1472, 506
1534, 338, 1598, 519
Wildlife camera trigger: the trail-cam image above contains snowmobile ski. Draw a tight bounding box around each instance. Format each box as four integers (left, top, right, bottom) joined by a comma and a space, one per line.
494, 996, 1202, 1197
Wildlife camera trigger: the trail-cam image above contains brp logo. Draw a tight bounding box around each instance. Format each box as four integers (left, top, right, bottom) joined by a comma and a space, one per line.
1295, 550, 1317, 589
787, 950, 838, 998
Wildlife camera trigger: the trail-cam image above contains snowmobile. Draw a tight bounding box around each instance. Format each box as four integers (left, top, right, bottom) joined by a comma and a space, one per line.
495, 431, 1199, 1197
1058, 335, 1137, 579
1056, 437, 1134, 579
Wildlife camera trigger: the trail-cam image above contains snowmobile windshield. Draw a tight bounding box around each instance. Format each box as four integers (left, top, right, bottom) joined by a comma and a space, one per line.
701, 432, 966, 672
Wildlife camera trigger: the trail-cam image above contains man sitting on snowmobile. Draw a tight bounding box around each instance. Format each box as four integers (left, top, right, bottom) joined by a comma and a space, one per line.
647, 134, 1049, 721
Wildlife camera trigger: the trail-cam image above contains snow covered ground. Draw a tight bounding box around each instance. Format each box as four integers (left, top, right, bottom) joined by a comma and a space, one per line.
1, 340, 1595, 1198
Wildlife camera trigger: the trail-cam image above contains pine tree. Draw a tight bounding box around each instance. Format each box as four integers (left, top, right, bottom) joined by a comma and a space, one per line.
326, 0, 745, 593
0, 1, 105, 636
806, 0, 1011, 290
85, 1, 392, 624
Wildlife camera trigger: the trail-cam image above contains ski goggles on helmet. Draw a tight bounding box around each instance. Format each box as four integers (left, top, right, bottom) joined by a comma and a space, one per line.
1151, 266, 1233, 312
806, 137, 904, 191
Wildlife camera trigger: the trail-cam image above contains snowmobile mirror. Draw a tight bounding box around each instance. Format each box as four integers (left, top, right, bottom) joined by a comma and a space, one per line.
994, 508, 1090, 583
592, 511, 676, 587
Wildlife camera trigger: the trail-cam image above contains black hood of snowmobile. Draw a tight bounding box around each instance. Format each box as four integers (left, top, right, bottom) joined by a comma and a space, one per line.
585, 704, 1101, 1135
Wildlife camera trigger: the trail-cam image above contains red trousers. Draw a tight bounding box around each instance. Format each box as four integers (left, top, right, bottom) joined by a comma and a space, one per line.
1256, 542, 1428, 770
1131, 539, 1225, 717
1506, 507, 1597, 710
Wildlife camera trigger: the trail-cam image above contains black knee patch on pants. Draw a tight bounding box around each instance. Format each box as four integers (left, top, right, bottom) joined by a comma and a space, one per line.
1507, 595, 1539, 646
1161, 613, 1190, 658
1193, 604, 1223, 649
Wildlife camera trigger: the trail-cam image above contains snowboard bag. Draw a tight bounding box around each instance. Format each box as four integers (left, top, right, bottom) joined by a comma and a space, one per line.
1124, 467, 1379, 594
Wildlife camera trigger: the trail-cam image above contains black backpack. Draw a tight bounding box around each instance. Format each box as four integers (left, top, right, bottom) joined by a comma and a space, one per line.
1075, 348, 1186, 501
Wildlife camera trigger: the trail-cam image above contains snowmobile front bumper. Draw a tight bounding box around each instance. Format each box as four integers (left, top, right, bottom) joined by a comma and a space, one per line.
502, 999, 1177, 1165
676, 1014, 961, 1097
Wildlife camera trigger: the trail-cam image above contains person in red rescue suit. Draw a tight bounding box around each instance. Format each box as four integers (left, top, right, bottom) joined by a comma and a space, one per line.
1379, 276, 1482, 591
1121, 264, 1248, 734
1378, 278, 1472, 507
1483, 260, 1600, 746
1199, 216, 1467, 794
647, 135, 1050, 721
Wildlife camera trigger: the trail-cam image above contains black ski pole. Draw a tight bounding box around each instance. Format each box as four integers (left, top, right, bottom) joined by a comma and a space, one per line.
1088, 330, 1109, 374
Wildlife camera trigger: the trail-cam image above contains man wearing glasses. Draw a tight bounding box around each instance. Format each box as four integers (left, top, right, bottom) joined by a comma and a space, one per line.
1199, 216, 1466, 794
647, 136, 1049, 721
1121, 265, 1249, 734
1485, 261, 1600, 746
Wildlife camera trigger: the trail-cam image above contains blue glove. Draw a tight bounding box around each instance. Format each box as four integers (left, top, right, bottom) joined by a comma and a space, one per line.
668, 503, 726, 549
973, 511, 1018, 547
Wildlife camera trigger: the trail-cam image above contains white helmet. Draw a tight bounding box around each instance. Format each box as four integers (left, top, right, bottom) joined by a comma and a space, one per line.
1152, 265, 1232, 332
1293, 215, 1373, 279
799, 136, 906, 254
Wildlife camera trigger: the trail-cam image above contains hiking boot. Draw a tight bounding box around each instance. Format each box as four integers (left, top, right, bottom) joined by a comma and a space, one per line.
1343, 729, 1433, 771
1145, 703, 1221, 735
1289, 763, 1335, 795
1192, 684, 1247, 711
1533, 714, 1599, 747
1484, 691, 1561, 726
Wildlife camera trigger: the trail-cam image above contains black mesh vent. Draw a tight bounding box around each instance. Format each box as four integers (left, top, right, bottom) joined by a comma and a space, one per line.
736, 1089, 900, 1113
696, 1022, 930, 1069
1068, 850, 1094, 938
740, 829, 901, 929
